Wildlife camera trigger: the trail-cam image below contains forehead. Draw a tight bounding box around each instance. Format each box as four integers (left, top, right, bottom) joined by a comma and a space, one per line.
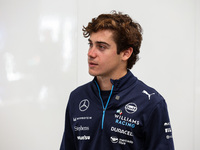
89, 30, 115, 43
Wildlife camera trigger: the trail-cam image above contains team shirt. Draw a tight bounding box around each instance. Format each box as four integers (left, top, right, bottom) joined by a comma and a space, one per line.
60, 70, 174, 150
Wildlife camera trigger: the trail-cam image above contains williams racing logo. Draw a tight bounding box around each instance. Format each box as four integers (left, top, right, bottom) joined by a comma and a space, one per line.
114, 114, 140, 128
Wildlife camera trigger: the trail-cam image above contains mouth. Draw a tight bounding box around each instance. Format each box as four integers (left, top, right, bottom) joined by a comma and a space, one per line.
88, 62, 98, 67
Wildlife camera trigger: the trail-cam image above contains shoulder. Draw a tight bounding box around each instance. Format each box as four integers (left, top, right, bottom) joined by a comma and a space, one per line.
134, 79, 170, 124
68, 80, 96, 106
66, 81, 94, 109
136, 79, 164, 101
70, 81, 93, 96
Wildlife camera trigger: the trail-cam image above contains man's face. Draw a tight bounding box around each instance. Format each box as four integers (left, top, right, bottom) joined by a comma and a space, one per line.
87, 30, 125, 79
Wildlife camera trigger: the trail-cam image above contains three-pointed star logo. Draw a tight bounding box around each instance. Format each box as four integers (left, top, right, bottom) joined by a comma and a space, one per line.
79, 99, 90, 112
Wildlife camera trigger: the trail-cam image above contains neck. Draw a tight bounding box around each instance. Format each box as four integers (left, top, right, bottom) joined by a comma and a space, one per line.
96, 69, 127, 91
96, 76, 112, 91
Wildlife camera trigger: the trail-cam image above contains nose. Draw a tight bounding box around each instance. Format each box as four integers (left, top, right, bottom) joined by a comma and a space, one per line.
88, 47, 97, 58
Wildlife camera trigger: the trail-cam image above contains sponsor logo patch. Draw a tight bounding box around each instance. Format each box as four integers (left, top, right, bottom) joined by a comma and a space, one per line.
79, 99, 90, 112
125, 103, 137, 114
111, 126, 133, 137
116, 109, 122, 115
115, 119, 135, 128
165, 128, 172, 133
166, 135, 173, 139
77, 135, 90, 140
163, 122, 173, 140
73, 116, 92, 122
164, 122, 171, 126
110, 136, 133, 145
74, 125, 89, 131
114, 113, 140, 128
110, 136, 118, 143
142, 90, 155, 100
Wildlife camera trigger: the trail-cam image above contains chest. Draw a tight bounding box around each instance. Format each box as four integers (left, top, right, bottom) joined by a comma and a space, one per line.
70, 93, 146, 145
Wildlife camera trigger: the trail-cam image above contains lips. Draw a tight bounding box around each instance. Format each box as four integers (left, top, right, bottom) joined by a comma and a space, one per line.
88, 61, 98, 67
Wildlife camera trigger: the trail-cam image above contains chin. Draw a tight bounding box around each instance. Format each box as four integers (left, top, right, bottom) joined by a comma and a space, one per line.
88, 70, 102, 77
88, 70, 96, 77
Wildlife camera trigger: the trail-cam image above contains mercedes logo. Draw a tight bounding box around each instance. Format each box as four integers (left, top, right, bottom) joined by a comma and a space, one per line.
79, 99, 90, 112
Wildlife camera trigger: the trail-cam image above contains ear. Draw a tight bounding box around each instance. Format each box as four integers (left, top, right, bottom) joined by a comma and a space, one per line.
121, 47, 133, 61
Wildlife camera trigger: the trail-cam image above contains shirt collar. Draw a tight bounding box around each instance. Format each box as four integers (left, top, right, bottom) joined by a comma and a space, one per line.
93, 70, 138, 93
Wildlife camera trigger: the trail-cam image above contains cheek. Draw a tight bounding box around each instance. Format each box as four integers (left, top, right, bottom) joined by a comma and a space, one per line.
98, 51, 120, 67
102, 56, 120, 68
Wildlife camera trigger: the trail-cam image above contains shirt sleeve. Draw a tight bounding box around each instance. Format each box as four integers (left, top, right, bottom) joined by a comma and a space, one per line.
60, 101, 76, 150
143, 100, 175, 150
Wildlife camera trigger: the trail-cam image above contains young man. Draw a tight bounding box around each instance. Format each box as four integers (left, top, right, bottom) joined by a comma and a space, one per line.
60, 11, 174, 150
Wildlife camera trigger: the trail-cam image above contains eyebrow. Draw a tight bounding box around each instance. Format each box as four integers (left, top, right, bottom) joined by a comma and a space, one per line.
88, 39, 111, 47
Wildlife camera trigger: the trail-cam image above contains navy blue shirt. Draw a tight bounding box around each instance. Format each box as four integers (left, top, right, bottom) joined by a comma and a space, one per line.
60, 70, 174, 150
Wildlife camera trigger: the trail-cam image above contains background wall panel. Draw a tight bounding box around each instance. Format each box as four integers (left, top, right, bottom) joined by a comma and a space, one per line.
194, 0, 200, 149
0, 0, 78, 149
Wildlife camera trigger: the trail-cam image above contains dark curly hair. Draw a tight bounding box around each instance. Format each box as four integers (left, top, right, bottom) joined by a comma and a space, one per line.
82, 11, 143, 69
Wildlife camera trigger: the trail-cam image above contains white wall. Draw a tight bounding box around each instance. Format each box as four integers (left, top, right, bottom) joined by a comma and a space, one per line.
0, 0, 199, 150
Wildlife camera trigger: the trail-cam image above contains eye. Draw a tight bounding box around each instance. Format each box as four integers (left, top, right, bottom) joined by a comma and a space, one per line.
88, 42, 93, 48
97, 44, 106, 51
